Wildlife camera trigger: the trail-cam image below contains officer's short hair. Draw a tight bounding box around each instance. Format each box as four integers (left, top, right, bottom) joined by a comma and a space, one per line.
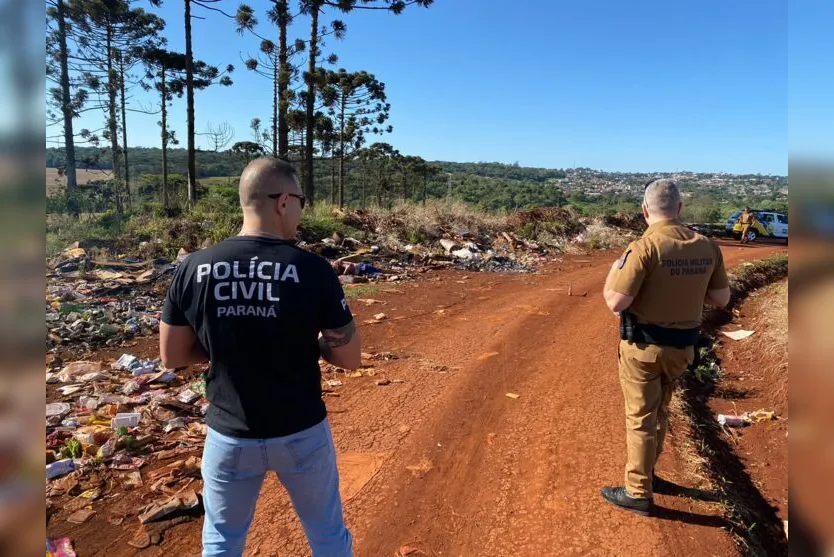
643, 179, 681, 217
239, 157, 299, 209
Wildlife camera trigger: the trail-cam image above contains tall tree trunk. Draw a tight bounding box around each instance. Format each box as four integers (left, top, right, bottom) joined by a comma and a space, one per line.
56, 0, 78, 216
277, 0, 289, 158
271, 53, 278, 156
297, 129, 305, 185
106, 20, 123, 214
338, 94, 345, 208
303, 2, 320, 206
185, 0, 197, 204
160, 67, 169, 211
361, 159, 366, 209
118, 52, 130, 209
422, 171, 427, 206
329, 158, 334, 204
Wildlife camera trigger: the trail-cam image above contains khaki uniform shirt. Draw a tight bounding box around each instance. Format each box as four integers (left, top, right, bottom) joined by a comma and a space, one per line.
610, 219, 729, 329
739, 212, 754, 225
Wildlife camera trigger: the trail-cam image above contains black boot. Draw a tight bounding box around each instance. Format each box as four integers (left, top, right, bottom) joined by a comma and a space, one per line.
601, 486, 653, 516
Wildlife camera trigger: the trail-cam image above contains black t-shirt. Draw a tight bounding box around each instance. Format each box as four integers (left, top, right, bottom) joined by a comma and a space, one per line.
161, 236, 353, 438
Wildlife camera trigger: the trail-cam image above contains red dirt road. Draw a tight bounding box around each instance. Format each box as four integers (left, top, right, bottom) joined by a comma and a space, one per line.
55, 240, 786, 556
241, 240, 786, 557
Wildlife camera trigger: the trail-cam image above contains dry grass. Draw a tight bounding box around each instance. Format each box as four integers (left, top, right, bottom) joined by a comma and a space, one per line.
742, 279, 789, 410
47, 167, 112, 196
363, 200, 509, 244
580, 219, 636, 249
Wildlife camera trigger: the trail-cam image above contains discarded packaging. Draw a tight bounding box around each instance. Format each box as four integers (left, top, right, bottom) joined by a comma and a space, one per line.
717, 414, 749, 427
46, 537, 76, 557
46, 402, 71, 419
111, 412, 141, 429
747, 409, 776, 423
176, 389, 200, 404
139, 490, 199, 523
721, 329, 755, 341
66, 508, 95, 524
46, 459, 76, 480
163, 417, 188, 433
112, 354, 139, 371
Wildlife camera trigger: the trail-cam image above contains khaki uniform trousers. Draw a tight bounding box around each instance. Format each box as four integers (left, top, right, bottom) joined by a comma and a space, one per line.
618, 340, 695, 499
740, 225, 751, 243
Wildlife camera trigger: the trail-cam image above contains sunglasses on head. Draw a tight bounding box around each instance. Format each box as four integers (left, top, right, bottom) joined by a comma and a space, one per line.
267, 192, 306, 209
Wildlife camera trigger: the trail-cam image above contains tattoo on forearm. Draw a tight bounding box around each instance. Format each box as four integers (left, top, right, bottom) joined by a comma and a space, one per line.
320, 320, 356, 351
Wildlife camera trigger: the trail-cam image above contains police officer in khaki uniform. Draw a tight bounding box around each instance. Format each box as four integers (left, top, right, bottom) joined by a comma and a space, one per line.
601, 179, 731, 515
738, 207, 755, 244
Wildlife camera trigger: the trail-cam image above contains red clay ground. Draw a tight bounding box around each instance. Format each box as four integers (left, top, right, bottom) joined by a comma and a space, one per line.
46, 239, 787, 556
711, 279, 789, 527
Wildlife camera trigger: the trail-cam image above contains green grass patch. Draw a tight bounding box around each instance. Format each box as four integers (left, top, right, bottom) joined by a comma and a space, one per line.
342, 283, 381, 299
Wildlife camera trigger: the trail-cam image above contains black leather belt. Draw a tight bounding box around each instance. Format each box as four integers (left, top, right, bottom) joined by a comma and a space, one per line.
619, 311, 699, 349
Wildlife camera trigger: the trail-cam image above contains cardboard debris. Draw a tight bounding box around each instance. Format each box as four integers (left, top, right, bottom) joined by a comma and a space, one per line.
66, 508, 95, 524
138, 490, 199, 523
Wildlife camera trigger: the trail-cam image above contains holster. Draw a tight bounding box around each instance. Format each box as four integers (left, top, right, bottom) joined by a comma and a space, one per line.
619, 311, 699, 349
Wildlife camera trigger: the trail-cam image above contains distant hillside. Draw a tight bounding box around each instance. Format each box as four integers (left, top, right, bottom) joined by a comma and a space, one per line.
46, 146, 787, 215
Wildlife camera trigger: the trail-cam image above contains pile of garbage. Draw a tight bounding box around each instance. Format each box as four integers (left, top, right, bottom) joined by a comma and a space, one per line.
46, 354, 208, 548
46, 245, 186, 350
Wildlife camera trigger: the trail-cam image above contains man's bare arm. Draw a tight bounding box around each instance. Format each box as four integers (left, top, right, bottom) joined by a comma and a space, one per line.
160, 322, 209, 369
319, 319, 361, 370
705, 287, 731, 308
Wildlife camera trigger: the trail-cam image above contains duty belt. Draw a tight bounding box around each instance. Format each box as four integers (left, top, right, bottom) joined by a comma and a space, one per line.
619, 311, 699, 349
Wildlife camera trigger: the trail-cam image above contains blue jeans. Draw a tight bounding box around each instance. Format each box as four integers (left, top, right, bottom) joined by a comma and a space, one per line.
201, 419, 352, 557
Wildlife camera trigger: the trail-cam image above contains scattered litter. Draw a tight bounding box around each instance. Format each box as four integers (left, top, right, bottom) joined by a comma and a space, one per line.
717, 414, 748, 427
66, 508, 95, 524
477, 351, 499, 361
57, 361, 103, 382
718, 409, 777, 428
163, 417, 188, 433
177, 388, 200, 404
112, 354, 139, 371
111, 412, 141, 429
326, 379, 343, 388
46, 459, 75, 480
373, 313, 388, 321
747, 409, 777, 423
721, 329, 755, 341
46, 402, 71, 419
121, 471, 144, 489
506, 393, 521, 399
46, 537, 76, 557
138, 490, 199, 523
375, 379, 391, 386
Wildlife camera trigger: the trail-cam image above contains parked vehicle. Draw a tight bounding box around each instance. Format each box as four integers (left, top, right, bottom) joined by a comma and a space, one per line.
725, 209, 789, 242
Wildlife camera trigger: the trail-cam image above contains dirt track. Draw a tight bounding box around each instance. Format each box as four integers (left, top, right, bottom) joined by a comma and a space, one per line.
58, 240, 787, 556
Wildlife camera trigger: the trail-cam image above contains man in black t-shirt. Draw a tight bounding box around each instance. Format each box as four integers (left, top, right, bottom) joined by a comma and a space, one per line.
160, 158, 360, 557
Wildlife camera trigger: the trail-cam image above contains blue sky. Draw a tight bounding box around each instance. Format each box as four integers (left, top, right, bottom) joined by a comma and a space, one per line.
788, 0, 833, 164
46, 0, 790, 174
